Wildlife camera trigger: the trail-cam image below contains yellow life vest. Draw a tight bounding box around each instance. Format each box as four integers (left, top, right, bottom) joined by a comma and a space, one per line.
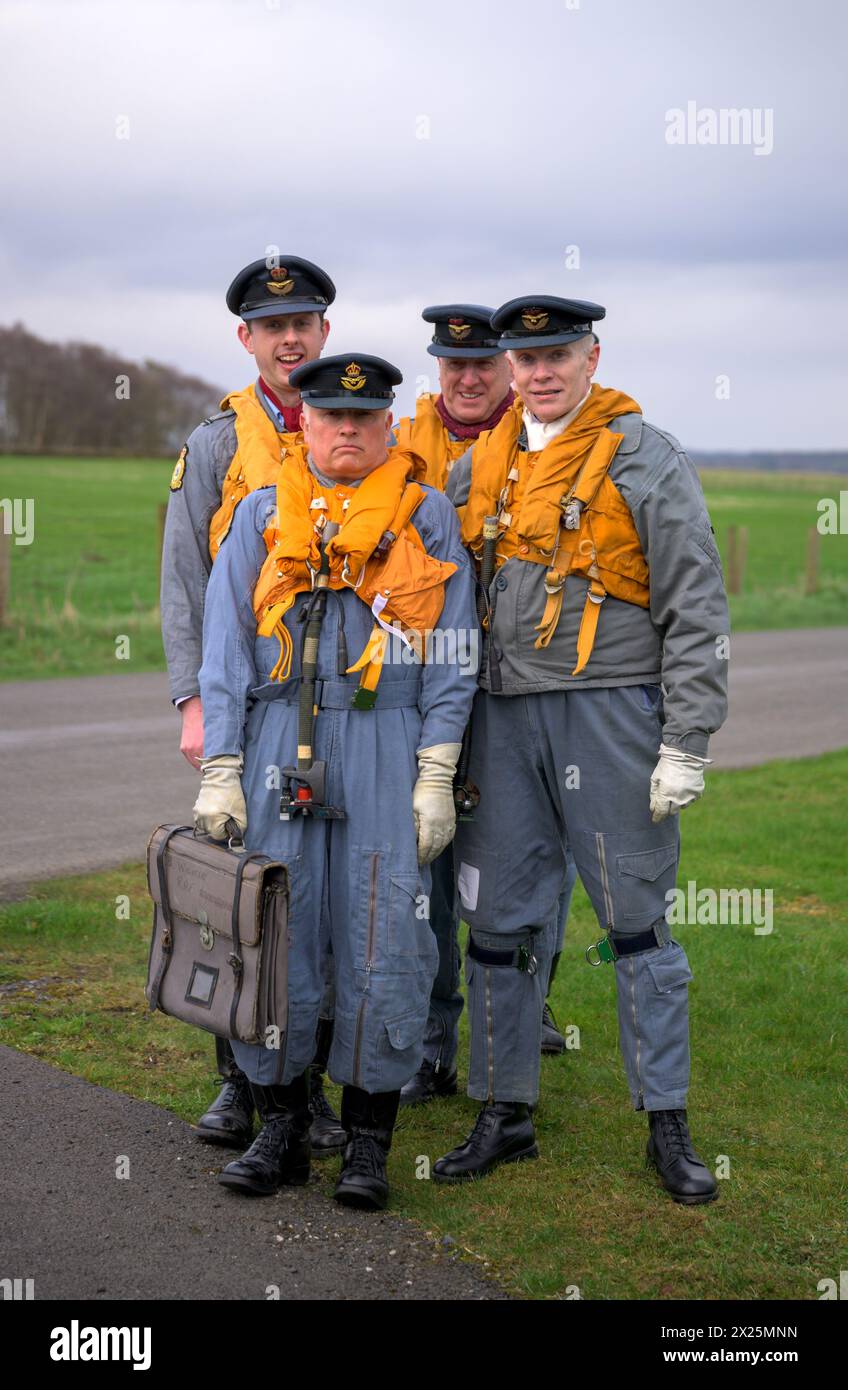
208, 384, 301, 559
253, 443, 457, 701
461, 385, 649, 675
394, 394, 469, 491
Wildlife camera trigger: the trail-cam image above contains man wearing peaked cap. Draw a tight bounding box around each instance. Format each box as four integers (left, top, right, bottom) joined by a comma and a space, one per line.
395, 305, 515, 493
434, 294, 729, 1203
160, 253, 344, 1160
193, 350, 477, 1210
395, 304, 576, 1107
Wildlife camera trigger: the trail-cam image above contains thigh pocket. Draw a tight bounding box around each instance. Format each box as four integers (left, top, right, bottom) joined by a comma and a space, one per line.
388, 872, 436, 967
644, 940, 693, 993
617, 842, 679, 923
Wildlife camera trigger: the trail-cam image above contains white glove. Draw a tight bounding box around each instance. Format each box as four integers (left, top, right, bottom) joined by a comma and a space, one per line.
649, 742, 711, 824
193, 754, 247, 841
412, 742, 462, 866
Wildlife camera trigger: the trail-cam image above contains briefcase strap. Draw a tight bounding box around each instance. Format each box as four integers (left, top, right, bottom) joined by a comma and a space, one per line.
227, 848, 269, 1037
148, 824, 192, 1012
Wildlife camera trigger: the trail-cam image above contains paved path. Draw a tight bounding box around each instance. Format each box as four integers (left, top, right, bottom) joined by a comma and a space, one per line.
0, 630, 846, 896
0, 1046, 504, 1301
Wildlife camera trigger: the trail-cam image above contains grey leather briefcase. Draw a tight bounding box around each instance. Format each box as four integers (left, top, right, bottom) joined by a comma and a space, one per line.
145, 824, 289, 1046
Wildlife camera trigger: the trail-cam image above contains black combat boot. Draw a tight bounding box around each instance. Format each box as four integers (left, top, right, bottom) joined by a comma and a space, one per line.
195, 1036, 255, 1147
399, 1057, 458, 1107
308, 1018, 346, 1155
218, 1073, 311, 1196
541, 952, 567, 1054
432, 1102, 539, 1182
333, 1086, 400, 1211
646, 1109, 718, 1205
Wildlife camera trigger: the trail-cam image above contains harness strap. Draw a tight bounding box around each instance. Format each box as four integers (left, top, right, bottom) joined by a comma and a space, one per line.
228, 849, 268, 1037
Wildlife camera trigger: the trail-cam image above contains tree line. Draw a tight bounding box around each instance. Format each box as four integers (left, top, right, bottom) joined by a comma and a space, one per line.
0, 323, 223, 457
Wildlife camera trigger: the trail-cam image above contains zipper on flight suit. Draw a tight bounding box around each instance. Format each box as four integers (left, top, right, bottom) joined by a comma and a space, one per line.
352, 853, 380, 1086
484, 966, 495, 1101
596, 831, 644, 1105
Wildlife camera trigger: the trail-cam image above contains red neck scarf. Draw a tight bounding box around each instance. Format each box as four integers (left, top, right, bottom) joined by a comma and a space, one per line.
259, 377, 303, 433
434, 388, 515, 441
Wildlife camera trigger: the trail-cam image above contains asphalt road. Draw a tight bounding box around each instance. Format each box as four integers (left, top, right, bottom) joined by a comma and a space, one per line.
0, 1047, 503, 1301
1, 629, 846, 897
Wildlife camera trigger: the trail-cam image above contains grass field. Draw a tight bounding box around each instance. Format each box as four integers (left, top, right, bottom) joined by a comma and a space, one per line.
2, 752, 845, 1300
1, 457, 846, 681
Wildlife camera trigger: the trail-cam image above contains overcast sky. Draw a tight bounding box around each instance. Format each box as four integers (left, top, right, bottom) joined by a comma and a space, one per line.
2, 0, 845, 448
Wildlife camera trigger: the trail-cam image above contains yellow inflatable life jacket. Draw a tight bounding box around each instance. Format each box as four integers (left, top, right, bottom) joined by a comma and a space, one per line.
462, 385, 650, 674
394, 394, 469, 492
252, 443, 457, 702
208, 384, 301, 559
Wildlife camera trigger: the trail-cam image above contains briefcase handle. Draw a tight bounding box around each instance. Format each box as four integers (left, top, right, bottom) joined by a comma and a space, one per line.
190, 818, 246, 855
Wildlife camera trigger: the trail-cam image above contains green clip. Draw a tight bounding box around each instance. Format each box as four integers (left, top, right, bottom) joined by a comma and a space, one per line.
585, 935, 617, 966
351, 687, 377, 711
517, 945, 538, 974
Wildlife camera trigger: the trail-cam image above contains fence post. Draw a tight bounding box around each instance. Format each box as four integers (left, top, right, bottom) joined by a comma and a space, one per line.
0, 528, 10, 628
727, 524, 748, 596
805, 526, 820, 595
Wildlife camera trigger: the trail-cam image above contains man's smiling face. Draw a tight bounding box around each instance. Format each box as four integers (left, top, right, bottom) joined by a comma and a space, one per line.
238, 311, 330, 400
436, 353, 513, 424
509, 337, 600, 422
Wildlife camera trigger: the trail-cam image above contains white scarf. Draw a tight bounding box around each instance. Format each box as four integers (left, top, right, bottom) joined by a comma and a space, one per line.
522, 387, 591, 453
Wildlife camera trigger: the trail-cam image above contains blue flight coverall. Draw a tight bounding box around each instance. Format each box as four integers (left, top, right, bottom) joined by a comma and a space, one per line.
198, 480, 478, 1092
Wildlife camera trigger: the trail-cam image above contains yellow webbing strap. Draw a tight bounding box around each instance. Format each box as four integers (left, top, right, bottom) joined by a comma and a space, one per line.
257, 593, 298, 682
572, 576, 607, 675
346, 623, 389, 695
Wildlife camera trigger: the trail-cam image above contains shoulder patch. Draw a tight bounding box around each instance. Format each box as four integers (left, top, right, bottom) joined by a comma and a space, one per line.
170, 443, 188, 490
202, 408, 236, 426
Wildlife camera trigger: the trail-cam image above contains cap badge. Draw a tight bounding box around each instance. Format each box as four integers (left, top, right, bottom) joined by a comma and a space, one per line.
341, 362, 366, 391
448, 319, 471, 341
266, 266, 294, 295
521, 308, 549, 331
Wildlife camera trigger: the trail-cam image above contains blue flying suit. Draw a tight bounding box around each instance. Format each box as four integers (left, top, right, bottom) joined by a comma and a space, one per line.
199, 478, 478, 1092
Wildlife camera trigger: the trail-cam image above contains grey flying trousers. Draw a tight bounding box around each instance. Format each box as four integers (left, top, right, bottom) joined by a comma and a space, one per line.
454, 684, 692, 1111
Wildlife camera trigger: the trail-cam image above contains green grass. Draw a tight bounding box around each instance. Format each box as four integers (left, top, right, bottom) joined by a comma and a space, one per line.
2, 752, 846, 1299
0, 459, 846, 680
0, 456, 171, 680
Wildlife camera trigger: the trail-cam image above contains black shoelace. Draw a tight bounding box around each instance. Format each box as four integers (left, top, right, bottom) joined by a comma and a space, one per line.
345, 1131, 386, 1177
655, 1110, 694, 1160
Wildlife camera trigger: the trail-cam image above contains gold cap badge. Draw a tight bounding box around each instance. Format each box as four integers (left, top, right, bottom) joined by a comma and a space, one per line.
448, 319, 471, 341
266, 265, 294, 295
341, 362, 366, 391
521, 308, 549, 331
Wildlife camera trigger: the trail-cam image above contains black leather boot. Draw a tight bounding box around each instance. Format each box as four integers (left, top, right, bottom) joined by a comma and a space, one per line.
308, 1018, 346, 1155
333, 1086, 400, 1211
399, 1057, 458, 1107
195, 1036, 255, 1147
218, 1074, 311, 1196
646, 1109, 718, 1205
433, 1102, 539, 1182
541, 952, 567, 1054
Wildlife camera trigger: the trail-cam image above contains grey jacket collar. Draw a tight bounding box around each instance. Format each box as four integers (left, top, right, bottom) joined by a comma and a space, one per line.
609, 412, 643, 453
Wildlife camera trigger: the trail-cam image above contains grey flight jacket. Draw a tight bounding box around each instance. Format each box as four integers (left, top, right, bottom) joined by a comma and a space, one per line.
446, 410, 730, 757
